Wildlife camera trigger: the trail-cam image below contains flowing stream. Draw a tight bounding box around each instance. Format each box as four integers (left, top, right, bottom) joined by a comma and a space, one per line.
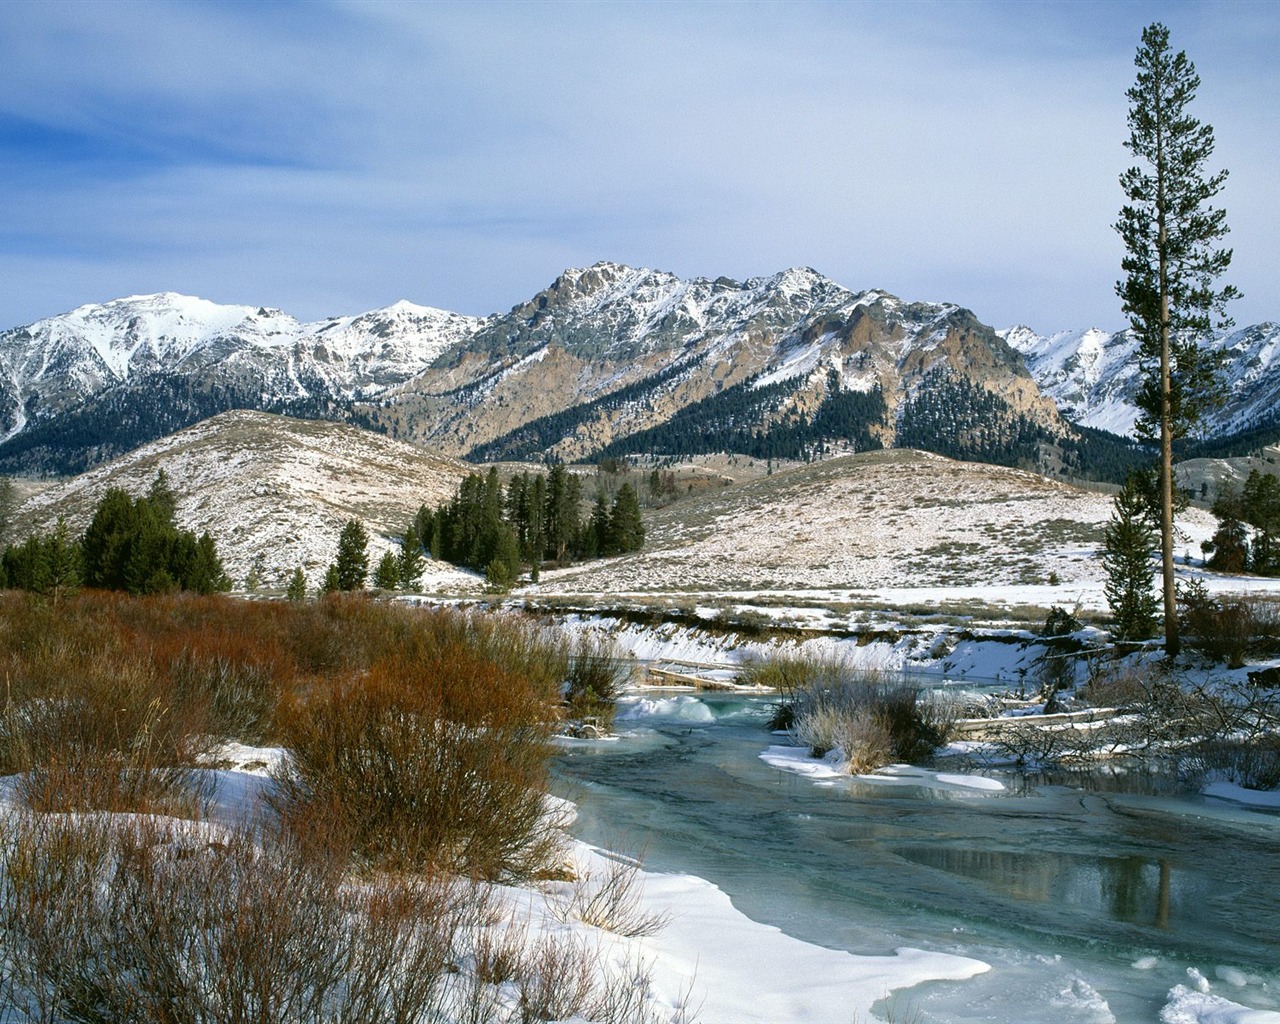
553, 691, 1280, 1023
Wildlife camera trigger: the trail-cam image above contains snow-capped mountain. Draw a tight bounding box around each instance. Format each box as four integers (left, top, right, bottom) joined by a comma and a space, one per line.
1003, 322, 1280, 441
373, 261, 1059, 463
0, 292, 481, 471
0, 262, 1067, 474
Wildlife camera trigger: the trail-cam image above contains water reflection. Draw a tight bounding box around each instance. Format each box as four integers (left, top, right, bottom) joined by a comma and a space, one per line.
556, 691, 1280, 971
895, 846, 1178, 929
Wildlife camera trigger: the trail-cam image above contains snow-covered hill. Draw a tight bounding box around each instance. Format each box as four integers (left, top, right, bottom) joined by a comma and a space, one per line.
538, 448, 1217, 599
1003, 322, 1280, 441
11, 409, 479, 592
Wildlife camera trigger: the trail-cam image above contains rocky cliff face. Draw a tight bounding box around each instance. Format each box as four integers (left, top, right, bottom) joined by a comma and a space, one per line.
368, 262, 1065, 462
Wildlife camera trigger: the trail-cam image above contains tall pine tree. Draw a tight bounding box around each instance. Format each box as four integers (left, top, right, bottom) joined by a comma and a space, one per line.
1116, 22, 1238, 655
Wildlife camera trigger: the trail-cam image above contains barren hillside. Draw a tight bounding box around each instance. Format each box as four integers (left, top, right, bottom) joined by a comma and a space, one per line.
13, 410, 479, 591
537, 450, 1217, 598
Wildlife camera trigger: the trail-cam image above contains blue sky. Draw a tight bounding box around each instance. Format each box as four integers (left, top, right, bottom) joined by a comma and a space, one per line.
0, 0, 1275, 333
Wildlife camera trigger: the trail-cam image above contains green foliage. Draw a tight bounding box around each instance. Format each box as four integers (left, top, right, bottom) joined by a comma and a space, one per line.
483, 525, 521, 593
1103, 477, 1160, 640
332, 519, 369, 591
322, 564, 340, 594
609, 482, 645, 554
1208, 486, 1249, 573
430, 464, 644, 585
1058, 425, 1153, 484
286, 566, 308, 602
1116, 22, 1237, 447
1116, 22, 1236, 655
594, 370, 887, 464
77, 473, 229, 595
398, 523, 425, 589
897, 369, 1052, 470
1242, 469, 1280, 575
373, 549, 401, 591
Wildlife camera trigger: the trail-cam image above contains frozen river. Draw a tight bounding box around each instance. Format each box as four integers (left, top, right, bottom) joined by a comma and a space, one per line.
554, 691, 1280, 1023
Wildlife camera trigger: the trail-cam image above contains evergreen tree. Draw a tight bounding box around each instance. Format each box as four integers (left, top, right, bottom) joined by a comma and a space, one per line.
398, 523, 425, 589
44, 517, 82, 601
322, 564, 341, 594
147, 468, 177, 524
1207, 486, 1249, 573
4, 534, 50, 594
79, 483, 227, 595
545, 464, 581, 563
586, 490, 611, 558
373, 549, 401, 590
1103, 477, 1160, 640
1116, 22, 1238, 654
244, 550, 268, 591
1242, 470, 1280, 575
122, 498, 178, 595
333, 519, 369, 591
527, 473, 547, 568
183, 532, 231, 594
286, 566, 308, 602
414, 504, 434, 552
484, 523, 522, 593
609, 482, 645, 553
81, 487, 138, 589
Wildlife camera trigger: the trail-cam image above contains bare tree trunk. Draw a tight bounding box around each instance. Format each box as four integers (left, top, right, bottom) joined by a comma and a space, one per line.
1157, 118, 1180, 657
1160, 295, 1179, 656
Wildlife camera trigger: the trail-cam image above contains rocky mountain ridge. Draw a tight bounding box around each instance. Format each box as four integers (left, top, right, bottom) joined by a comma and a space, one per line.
0, 291, 480, 471
1003, 322, 1280, 445
361, 261, 1063, 464
4, 262, 1275, 477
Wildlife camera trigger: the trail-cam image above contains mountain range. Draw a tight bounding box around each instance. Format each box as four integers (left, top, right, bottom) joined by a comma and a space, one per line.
1, 262, 1275, 477
1003, 322, 1280, 450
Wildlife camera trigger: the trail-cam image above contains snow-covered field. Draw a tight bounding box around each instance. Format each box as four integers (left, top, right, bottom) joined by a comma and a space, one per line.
538, 449, 1222, 599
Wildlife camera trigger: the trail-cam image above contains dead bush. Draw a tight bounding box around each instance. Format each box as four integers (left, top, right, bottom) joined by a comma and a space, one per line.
553, 853, 669, 938
783, 665, 955, 772
0, 811, 480, 1024
1179, 580, 1268, 668
1178, 734, 1280, 790
1, 654, 214, 816
272, 615, 570, 879
564, 634, 628, 734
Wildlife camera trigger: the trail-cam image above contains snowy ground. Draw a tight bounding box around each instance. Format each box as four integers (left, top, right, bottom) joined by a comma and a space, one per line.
0, 743, 989, 1024
538, 450, 1223, 596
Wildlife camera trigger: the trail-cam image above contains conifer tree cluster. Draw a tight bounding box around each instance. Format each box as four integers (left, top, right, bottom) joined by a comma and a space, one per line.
1, 471, 231, 597
323, 519, 370, 593
897, 370, 1052, 470
416, 465, 644, 590
1206, 470, 1280, 576
594, 372, 886, 464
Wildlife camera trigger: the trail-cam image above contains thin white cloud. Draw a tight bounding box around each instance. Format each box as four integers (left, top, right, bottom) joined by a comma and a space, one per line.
0, 0, 1274, 334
